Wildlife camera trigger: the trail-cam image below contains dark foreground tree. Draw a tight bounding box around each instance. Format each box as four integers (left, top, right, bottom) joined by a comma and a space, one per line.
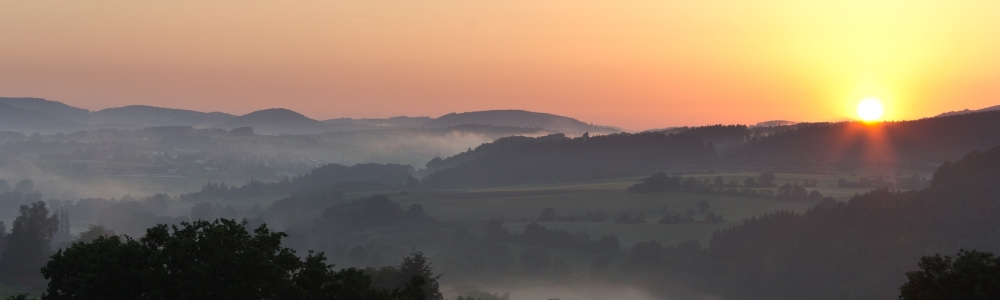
0, 202, 59, 286
39, 219, 438, 300
370, 251, 443, 300
899, 249, 1000, 300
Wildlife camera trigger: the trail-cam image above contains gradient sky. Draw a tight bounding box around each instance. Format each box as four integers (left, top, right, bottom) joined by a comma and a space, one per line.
2, 1, 999, 130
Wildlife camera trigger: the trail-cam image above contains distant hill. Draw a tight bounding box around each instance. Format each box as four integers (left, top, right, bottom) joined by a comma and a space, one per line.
727, 110, 1000, 167
752, 120, 796, 128
423, 110, 619, 134
91, 105, 235, 128
0, 97, 91, 122
0, 103, 84, 133
0, 96, 626, 135
216, 108, 331, 135
936, 104, 1000, 117
421, 132, 714, 188
325, 116, 432, 128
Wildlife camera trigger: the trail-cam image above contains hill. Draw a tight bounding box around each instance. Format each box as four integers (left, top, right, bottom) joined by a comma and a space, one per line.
324, 116, 432, 128
91, 105, 235, 128
0, 97, 91, 122
216, 108, 331, 135
936, 104, 1000, 117
421, 132, 715, 188
0, 103, 84, 133
726, 110, 1000, 167
752, 120, 796, 128
672, 144, 1000, 300
423, 110, 619, 134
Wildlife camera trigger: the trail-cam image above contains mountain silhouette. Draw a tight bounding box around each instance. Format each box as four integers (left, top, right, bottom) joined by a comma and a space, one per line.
0, 97, 91, 122
91, 105, 235, 128
324, 116, 433, 128
216, 108, 331, 135
423, 110, 619, 134
0, 102, 84, 133
936, 104, 1000, 117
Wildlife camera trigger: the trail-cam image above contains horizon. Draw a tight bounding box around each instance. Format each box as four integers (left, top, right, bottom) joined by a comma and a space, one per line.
2, 95, 995, 132
6, 2, 1000, 300
3, 1, 1000, 130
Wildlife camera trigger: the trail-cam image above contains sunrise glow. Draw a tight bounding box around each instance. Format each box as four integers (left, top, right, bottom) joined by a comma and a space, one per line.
857, 98, 886, 122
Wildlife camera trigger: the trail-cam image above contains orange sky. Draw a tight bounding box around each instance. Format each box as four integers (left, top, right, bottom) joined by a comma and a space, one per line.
2, 1, 999, 130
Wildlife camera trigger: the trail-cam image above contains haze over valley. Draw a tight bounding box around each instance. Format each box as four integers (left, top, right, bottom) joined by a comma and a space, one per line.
4, 1, 1000, 299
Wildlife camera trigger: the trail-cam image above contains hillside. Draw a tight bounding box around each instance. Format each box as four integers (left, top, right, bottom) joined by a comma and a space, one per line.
216, 108, 331, 135
726, 110, 1000, 167
421, 132, 715, 188
0, 97, 91, 123
91, 105, 235, 128
423, 110, 619, 134
0, 103, 84, 133
936, 104, 1000, 117
684, 144, 1000, 300
324, 116, 432, 128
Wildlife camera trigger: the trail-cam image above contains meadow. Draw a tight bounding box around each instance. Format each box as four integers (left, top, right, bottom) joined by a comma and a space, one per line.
388, 171, 886, 248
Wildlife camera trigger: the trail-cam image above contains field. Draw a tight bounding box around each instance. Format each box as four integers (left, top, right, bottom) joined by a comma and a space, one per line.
384, 171, 885, 248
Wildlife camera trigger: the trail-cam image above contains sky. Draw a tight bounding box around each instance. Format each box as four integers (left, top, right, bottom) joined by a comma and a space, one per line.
2, 1, 999, 131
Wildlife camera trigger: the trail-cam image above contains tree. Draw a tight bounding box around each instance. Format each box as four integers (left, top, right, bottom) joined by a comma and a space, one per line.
0, 221, 7, 257
190, 202, 215, 220
12, 179, 34, 194
899, 249, 1000, 300
758, 171, 776, 186
695, 200, 710, 214
0, 202, 59, 286
369, 251, 443, 300
41, 219, 404, 300
74, 224, 116, 244
396, 252, 442, 300
537, 207, 557, 222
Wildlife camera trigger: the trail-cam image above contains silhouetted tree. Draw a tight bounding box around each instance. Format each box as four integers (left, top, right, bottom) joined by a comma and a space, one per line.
0, 202, 59, 286
41, 219, 409, 300
899, 249, 1000, 300
74, 224, 116, 244
537, 208, 557, 222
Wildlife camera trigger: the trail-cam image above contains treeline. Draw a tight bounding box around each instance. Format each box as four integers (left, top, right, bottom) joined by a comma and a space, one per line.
837, 173, 930, 190
418, 111, 1000, 190
3, 217, 444, 300
627, 171, 825, 202
725, 110, 1000, 166
615, 144, 1000, 300
444, 219, 622, 280
0, 179, 43, 219
422, 132, 716, 188
181, 163, 417, 201
484, 220, 621, 255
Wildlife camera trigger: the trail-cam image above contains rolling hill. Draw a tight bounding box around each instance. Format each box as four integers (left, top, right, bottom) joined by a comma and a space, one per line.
936, 104, 1000, 117
0, 103, 85, 133
422, 110, 619, 134
91, 105, 235, 128
0, 97, 91, 122
216, 108, 331, 135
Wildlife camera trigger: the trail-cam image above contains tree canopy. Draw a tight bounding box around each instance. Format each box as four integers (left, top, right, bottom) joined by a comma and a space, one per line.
899, 249, 1000, 300
38, 219, 439, 300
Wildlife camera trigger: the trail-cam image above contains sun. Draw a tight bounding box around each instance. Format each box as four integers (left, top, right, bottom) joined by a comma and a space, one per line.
856, 98, 885, 122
